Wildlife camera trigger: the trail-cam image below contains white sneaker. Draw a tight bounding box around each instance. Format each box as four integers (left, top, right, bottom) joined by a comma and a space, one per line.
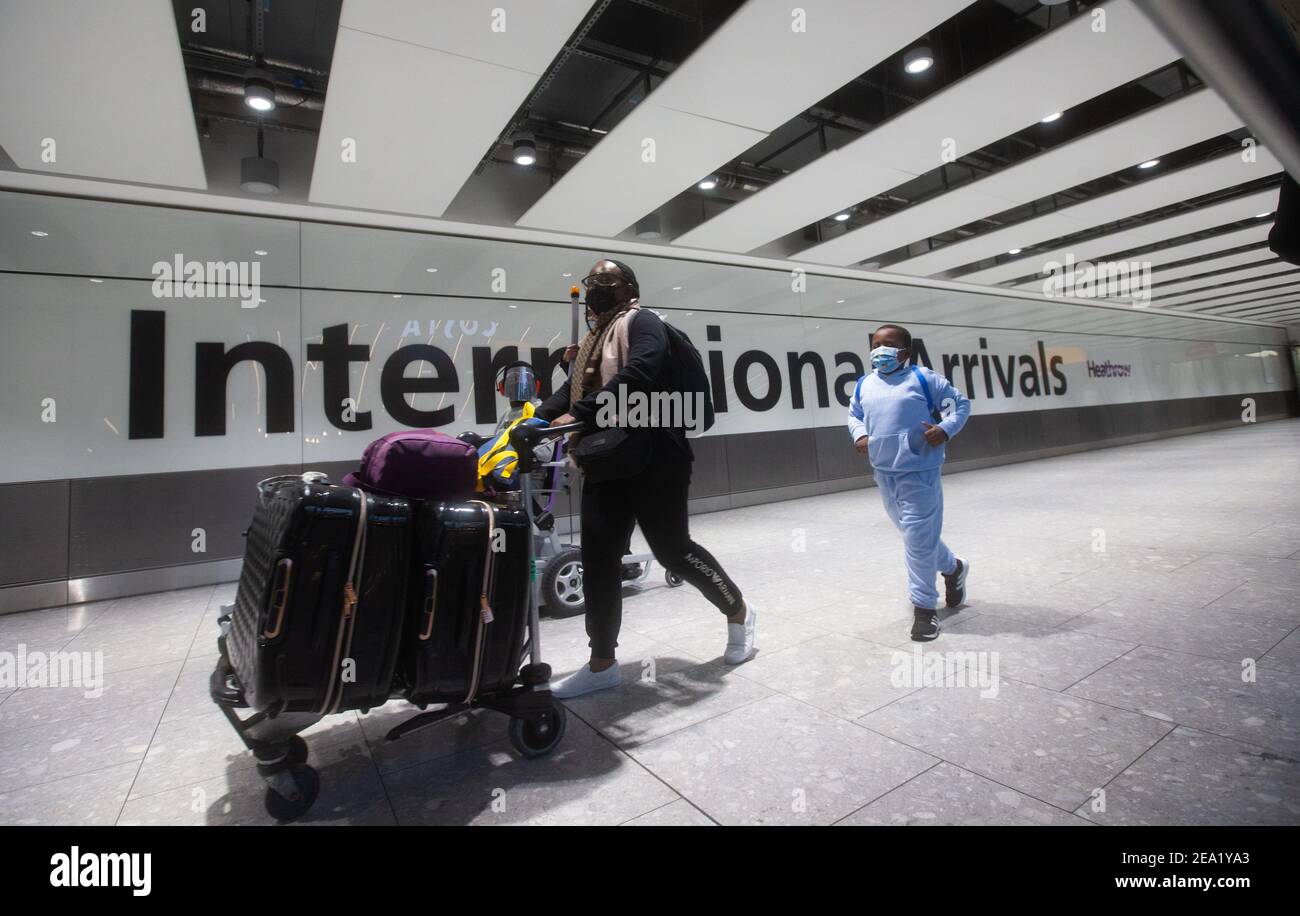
723, 602, 758, 664
551, 661, 621, 699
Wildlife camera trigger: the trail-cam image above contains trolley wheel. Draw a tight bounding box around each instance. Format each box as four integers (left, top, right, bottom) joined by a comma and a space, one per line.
665, 570, 684, 588
542, 549, 585, 618
288, 734, 309, 765
263, 763, 320, 822
508, 704, 567, 759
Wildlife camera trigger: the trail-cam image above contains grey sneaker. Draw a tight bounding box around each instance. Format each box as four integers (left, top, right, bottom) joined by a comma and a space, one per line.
551, 661, 621, 698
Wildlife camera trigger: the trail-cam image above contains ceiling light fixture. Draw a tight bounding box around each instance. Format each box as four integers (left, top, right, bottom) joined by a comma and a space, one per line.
240, 128, 280, 194
30, 230, 48, 237
635, 214, 663, 239
512, 136, 536, 166
253, 249, 267, 256
426, 267, 438, 273
1040, 111, 1062, 123
833, 212, 850, 222
1138, 158, 1160, 169
243, 68, 276, 112
698, 176, 718, 191
904, 47, 933, 74
1008, 248, 1022, 255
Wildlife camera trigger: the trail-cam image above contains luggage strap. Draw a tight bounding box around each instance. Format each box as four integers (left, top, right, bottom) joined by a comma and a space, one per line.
321, 488, 368, 715
463, 500, 497, 705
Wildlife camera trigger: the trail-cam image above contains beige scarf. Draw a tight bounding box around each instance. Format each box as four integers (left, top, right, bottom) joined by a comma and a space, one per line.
570, 302, 638, 408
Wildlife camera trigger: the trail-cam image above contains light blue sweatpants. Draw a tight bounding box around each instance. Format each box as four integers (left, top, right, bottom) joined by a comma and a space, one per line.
875, 468, 957, 610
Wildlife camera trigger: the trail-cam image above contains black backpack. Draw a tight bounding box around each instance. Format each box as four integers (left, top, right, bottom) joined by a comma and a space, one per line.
659, 317, 715, 432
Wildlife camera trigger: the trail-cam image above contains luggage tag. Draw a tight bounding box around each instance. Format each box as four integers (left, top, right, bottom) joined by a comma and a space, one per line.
480, 593, 494, 624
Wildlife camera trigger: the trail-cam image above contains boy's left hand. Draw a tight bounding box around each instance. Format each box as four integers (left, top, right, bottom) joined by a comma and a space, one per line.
921, 422, 948, 446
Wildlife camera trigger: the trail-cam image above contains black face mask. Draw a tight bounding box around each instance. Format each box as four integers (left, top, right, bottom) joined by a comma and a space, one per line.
585, 285, 622, 314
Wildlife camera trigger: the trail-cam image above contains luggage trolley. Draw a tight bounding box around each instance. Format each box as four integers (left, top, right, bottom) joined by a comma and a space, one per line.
208, 422, 584, 822
531, 435, 683, 619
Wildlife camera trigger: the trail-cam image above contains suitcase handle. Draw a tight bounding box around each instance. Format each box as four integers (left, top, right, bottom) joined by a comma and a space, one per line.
262, 558, 294, 639
418, 568, 438, 641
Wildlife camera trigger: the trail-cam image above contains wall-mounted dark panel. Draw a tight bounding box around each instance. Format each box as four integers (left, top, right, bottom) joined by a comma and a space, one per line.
724, 428, 819, 493
68, 463, 297, 577
0, 480, 69, 586
687, 436, 731, 499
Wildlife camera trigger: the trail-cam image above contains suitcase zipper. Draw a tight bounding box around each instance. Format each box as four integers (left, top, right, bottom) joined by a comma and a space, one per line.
463, 500, 497, 705
322, 488, 368, 715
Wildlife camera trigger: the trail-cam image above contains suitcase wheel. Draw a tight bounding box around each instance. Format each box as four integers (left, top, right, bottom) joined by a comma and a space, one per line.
665, 570, 684, 588
263, 763, 320, 822
508, 703, 567, 759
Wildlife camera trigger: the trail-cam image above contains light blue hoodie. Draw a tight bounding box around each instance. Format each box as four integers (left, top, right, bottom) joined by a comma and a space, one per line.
847, 365, 971, 474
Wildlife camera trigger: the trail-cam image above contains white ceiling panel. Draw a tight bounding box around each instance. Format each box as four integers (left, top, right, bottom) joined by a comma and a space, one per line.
1161, 275, 1300, 309
1147, 260, 1292, 300
891, 149, 1280, 279
973, 191, 1280, 291
517, 0, 970, 236
0, 0, 206, 188
1206, 296, 1300, 317
516, 105, 768, 236
675, 0, 1178, 253
309, 2, 592, 217
339, 0, 593, 71
1009, 223, 1273, 290
799, 90, 1240, 265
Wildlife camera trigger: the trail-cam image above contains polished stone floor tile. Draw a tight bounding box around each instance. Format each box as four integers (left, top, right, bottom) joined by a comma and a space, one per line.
838, 762, 1089, 826
1062, 596, 1294, 663
383, 713, 678, 826
1077, 727, 1300, 826
0, 761, 140, 825
0, 702, 164, 794
859, 678, 1173, 810
630, 694, 936, 825
621, 798, 716, 826
1067, 645, 1300, 758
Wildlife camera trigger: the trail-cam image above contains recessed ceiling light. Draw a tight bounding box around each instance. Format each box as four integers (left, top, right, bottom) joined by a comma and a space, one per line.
836, 299, 845, 304
562, 272, 572, 278
672, 286, 683, 291
425, 267, 438, 273
392, 294, 402, 299
1138, 158, 1160, 169
30, 230, 48, 237
508, 304, 518, 309
89, 278, 103, 283
904, 47, 933, 74
698, 176, 718, 191
833, 212, 850, 222
512, 137, 536, 166
1040, 111, 1062, 123
253, 249, 267, 256
1008, 248, 1022, 255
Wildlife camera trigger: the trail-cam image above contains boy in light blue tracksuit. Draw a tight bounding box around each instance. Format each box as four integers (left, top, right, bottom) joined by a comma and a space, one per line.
848, 324, 972, 641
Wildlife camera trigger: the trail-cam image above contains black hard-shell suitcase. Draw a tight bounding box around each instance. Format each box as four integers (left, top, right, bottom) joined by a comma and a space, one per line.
401, 500, 531, 706
225, 477, 412, 715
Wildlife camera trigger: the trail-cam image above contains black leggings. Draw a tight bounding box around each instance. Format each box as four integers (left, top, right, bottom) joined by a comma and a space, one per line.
580, 457, 743, 658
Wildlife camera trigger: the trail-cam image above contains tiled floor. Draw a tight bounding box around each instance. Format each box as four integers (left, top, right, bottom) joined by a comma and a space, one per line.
2, 420, 1298, 825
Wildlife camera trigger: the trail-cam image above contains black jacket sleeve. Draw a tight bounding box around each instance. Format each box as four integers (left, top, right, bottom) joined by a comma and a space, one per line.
536, 377, 572, 421
534, 311, 670, 427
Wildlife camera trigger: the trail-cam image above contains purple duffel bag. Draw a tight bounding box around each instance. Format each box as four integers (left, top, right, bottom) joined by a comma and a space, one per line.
343, 429, 477, 501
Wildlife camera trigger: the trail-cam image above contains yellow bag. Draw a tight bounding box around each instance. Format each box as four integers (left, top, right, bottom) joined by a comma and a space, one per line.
476, 402, 538, 492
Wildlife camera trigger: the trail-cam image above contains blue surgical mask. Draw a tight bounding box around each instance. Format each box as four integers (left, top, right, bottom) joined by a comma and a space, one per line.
871, 345, 901, 373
